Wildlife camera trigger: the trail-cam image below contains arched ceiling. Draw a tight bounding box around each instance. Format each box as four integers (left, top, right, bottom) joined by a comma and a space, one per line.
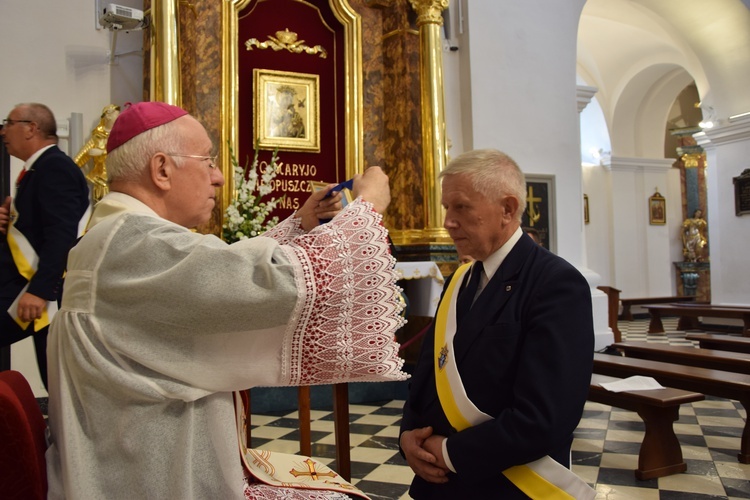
578, 0, 750, 157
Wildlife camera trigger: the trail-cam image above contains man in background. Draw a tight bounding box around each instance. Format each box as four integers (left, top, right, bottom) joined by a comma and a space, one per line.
400, 148, 594, 499
0, 103, 89, 388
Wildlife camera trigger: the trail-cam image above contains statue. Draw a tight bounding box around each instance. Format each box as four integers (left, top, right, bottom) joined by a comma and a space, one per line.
74, 104, 120, 202
682, 209, 708, 262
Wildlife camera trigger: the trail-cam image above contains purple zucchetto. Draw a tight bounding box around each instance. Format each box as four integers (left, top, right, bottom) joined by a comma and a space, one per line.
106, 101, 188, 152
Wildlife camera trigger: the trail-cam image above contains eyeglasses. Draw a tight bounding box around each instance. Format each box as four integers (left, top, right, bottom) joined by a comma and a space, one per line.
2, 119, 33, 127
166, 153, 218, 170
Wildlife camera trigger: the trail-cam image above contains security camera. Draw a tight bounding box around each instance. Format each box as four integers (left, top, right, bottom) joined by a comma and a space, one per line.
100, 4, 149, 31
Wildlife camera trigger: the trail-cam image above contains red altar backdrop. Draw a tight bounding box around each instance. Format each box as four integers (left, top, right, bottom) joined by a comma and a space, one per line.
237, 0, 348, 220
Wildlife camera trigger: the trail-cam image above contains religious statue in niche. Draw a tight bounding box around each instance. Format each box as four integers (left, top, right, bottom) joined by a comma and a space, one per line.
682, 209, 708, 262
74, 104, 120, 202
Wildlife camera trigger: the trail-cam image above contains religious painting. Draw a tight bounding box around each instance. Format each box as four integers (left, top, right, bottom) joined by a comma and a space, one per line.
309, 180, 352, 208
583, 194, 590, 224
733, 168, 750, 216
254, 69, 320, 152
521, 175, 556, 253
649, 191, 666, 225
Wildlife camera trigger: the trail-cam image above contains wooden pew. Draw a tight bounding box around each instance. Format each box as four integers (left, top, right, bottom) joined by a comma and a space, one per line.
597, 286, 622, 342
593, 352, 750, 463
686, 333, 750, 355
588, 373, 704, 479
619, 295, 695, 321
612, 341, 750, 375
644, 303, 750, 337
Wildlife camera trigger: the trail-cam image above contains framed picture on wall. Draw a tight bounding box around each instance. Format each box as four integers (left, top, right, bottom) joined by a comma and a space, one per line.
583, 194, 590, 224
649, 191, 666, 225
521, 175, 556, 252
254, 69, 320, 152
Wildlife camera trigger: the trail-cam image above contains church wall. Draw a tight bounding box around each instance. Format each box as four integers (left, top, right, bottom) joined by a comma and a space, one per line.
451, 0, 587, 267
442, 38, 465, 159
607, 157, 681, 298
1, 0, 143, 396
582, 165, 613, 286
702, 119, 750, 305
609, 161, 648, 296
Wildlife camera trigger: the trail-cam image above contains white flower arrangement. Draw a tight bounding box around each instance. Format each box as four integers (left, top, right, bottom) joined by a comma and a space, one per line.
223, 146, 284, 243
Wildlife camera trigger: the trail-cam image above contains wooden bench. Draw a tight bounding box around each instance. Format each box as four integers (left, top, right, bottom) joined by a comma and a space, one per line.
612, 342, 750, 375
597, 286, 622, 342
686, 333, 750, 355
588, 373, 704, 479
644, 303, 750, 337
619, 295, 695, 321
593, 352, 750, 463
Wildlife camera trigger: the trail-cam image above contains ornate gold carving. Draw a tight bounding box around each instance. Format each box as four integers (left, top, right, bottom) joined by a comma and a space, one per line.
245, 28, 328, 58
221, 0, 364, 228
682, 153, 704, 168
409, 0, 449, 26
363, 0, 394, 8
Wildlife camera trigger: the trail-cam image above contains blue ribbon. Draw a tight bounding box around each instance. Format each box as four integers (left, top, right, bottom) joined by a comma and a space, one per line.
319, 178, 354, 224
327, 178, 354, 197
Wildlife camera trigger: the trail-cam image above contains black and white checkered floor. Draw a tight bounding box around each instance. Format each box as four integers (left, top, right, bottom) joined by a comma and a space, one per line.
248, 317, 750, 499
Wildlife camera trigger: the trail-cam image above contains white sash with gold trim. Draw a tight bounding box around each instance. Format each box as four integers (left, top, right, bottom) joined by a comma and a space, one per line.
434, 263, 596, 500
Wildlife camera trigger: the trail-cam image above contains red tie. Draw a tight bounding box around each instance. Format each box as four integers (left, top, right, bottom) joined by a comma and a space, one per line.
15, 168, 27, 188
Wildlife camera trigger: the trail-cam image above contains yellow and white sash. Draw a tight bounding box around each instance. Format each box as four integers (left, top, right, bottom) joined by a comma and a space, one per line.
434, 263, 596, 500
6, 197, 56, 331
6, 198, 91, 331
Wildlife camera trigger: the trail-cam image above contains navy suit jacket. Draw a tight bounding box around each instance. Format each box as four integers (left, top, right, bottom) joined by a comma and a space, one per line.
401, 233, 594, 499
1, 146, 89, 329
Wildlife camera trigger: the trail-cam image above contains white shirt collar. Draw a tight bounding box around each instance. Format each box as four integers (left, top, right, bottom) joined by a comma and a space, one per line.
23, 144, 55, 170
481, 226, 523, 282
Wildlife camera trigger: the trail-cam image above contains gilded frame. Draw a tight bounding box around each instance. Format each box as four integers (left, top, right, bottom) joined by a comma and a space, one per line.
220, 0, 364, 224
649, 192, 666, 225
583, 194, 590, 224
254, 69, 320, 152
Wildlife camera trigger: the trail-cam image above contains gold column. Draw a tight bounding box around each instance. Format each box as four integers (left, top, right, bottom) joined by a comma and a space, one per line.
407, 0, 450, 242
151, 0, 182, 105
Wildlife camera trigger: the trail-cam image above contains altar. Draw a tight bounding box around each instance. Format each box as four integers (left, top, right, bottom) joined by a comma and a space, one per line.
394, 261, 445, 318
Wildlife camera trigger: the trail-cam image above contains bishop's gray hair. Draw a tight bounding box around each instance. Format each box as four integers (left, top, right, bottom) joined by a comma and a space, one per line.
106, 119, 188, 182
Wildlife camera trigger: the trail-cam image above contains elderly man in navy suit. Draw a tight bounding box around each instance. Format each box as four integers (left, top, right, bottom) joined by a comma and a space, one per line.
0, 102, 89, 388
400, 149, 595, 499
